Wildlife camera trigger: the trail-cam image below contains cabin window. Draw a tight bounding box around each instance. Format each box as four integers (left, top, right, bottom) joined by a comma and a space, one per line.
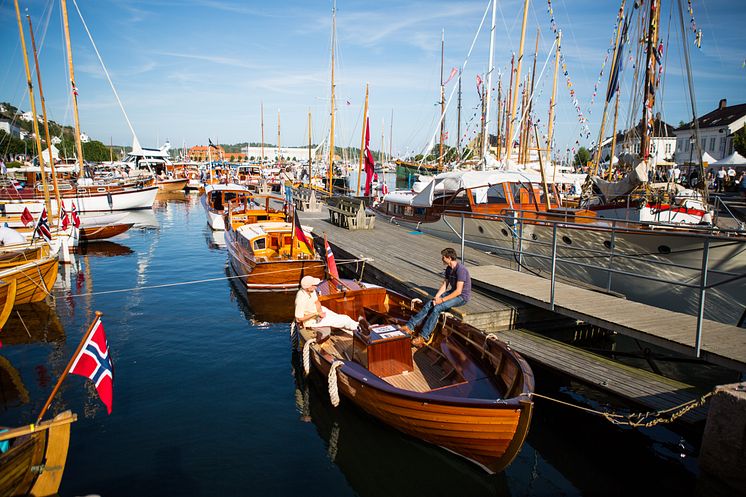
414, 207, 426, 216
284, 235, 292, 245
211, 192, 223, 211
253, 237, 267, 250
486, 184, 508, 204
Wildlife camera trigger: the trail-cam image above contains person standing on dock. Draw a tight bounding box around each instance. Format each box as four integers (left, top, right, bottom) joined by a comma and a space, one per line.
402, 247, 471, 348
281, 167, 294, 206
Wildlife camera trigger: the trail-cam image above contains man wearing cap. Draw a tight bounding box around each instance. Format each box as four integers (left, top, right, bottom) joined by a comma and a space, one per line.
295, 275, 358, 343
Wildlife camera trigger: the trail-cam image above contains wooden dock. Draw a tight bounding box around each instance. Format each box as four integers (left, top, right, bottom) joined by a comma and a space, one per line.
470, 264, 746, 373
295, 205, 729, 422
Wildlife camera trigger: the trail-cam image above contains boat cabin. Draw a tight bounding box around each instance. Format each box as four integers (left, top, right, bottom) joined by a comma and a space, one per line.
234, 222, 314, 261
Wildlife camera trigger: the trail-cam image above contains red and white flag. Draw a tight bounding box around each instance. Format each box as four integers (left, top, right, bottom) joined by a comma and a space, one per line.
20, 207, 34, 227
71, 80, 79, 96
60, 203, 70, 231
325, 238, 339, 280
476, 74, 483, 96
364, 117, 376, 196
443, 67, 458, 85
33, 208, 52, 242
71, 202, 81, 228
69, 317, 113, 414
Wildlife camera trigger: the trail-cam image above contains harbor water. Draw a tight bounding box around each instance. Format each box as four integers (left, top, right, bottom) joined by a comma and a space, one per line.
1, 193, 715, 496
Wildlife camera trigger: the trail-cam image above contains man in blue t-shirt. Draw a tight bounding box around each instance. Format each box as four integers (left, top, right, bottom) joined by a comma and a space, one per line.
402, 247, 471, 348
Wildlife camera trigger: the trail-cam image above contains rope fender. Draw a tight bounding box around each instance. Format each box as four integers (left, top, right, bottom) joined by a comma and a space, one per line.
328, 360, 345, 407
302, 338, 316, 376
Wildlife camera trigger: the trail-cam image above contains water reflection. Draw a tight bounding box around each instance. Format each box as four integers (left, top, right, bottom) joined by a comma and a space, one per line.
290, 353, 510, 496
0, 355, 30, 409
74, 241, 134, 257
155, 191, 189, 203
1, 301, 66, 345
121, 209, 159, 229
227, 265, 295, 323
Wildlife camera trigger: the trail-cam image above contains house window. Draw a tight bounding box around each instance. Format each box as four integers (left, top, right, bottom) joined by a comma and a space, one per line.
665, 143, 671, 154
709, 137, 715, 151
720, 137, 726, 152
685, 140, 690, 152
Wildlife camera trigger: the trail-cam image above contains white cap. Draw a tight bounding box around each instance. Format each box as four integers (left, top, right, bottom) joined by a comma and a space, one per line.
300, 276, 321, 289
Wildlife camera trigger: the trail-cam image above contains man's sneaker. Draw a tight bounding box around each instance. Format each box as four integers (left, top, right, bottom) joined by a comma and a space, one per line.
400, 325, 415, 336
411, 336, 426, 349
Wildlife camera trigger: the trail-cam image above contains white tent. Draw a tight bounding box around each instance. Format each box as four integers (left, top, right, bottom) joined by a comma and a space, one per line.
40, 144, 60, 161
701, 151, 717, 164
711, 151, 746, 167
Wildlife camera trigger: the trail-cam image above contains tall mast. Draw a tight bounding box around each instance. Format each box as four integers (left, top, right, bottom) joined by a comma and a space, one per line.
389, 108, 393, 163
260, 102, 264, 167
328, 0, 336, 195
357, 84, 369, 196
593, 1, 626, 174
277, 109, 281, 166
524, 29, 540, 166
607, 90, 622, 180
505, 54, 515, 162
439, 29, 445, 171
547, 30, 562, 165
60, 0, 85, 180
456, 69, 462, 158
496, 78, 502, 161
14, 0, 52, 220
641, 0, 660, 162
506, 0, 530, 164
27, 14, 62, 215
481, 0, 498, 169
308, 109, 312, 184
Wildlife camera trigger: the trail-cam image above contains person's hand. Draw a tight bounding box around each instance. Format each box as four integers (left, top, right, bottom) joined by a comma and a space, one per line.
434, 297, 442, 305
318, 310, 326, 318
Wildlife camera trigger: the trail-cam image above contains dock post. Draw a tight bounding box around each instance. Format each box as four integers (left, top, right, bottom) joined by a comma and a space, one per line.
606, 223, 616, 292
517, 217, 524, 272
460, 214, 465, 261
550, 223, 558, 311
695, 237, 710, 358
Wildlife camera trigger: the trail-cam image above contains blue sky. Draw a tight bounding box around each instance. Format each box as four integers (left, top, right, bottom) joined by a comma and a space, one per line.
1, 0, 744, 159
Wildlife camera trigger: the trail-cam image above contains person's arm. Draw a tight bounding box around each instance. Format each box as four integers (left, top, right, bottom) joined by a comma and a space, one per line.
433, 280, 448, 301
435, 281, 463, 304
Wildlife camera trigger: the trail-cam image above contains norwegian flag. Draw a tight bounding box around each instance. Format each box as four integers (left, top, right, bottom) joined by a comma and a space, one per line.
69, 317, 113, 414
20, 207, 34, 227
325, 238, 339, 280
71, 202, 81, 228
32, 208, 52, 242
60, 203, 70, 230
71, 80, 79, 96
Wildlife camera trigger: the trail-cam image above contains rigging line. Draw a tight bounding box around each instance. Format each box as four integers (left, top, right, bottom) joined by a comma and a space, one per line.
420, 0, 492, 160
70, 0, 138, 141
67, 258, 369, 297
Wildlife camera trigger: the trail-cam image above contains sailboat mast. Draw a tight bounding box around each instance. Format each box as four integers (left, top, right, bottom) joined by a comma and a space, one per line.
456, 69, 462, 158
481, 0, 498, 168
357, 84, 369, 196
496, 78, 502, 161
27, 14, 62, 215
607, 90, 622, 180
524, 29, 539, 166
60, 0, 85, 180
308, 109, 312, 184
547, 30, 561, 165
14, 0, 52, 220
593, 1, 626, 174
260, 102, 264, 168
439, 29, 445, 171
389, 108, 393, 162
277, 109, 281, 166
505, 54, 515, 162
328, 0, 337, 195
641, 0, 660, 162
507, 0, 530, 164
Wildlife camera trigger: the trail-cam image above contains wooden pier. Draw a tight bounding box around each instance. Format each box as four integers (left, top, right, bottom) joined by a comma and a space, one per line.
295, 205, 741, 422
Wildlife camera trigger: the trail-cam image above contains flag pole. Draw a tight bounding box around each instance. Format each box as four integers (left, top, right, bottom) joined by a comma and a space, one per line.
290, 206, 295, 259
37, 311, 103, 423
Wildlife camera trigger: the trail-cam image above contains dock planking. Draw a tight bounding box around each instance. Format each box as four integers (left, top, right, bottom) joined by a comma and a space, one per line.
470, 264, 746, 373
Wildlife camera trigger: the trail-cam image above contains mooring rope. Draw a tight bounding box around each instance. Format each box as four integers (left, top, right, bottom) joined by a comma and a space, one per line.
289, 321, 299, 349
328, 360, 345, 407
302, 338, 316, 376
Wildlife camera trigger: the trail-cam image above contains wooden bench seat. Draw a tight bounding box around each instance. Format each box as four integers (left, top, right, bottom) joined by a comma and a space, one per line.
292, 187, 322, 212
326, 196, 375, 230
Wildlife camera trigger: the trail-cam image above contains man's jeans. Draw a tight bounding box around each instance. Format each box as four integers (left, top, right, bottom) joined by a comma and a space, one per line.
405, 291, 466, 340
284, 185, 293, 204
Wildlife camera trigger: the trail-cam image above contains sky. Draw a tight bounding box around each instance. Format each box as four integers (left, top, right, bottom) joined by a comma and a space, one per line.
1, 0, 744, 160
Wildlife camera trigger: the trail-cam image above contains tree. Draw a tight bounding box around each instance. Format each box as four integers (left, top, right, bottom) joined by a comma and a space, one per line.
573, 147, 591, 166
732, 126, 746, 157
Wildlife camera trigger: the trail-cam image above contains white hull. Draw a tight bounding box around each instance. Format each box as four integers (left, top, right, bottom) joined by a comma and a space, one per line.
384, 213, 746, 326
200, 194, 225, 230
1, 187, 158, 214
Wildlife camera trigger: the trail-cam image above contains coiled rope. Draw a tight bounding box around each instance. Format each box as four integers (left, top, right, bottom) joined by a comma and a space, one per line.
328, 360, 345, 407
302, 338, 316, 376
289, 321, 298, 349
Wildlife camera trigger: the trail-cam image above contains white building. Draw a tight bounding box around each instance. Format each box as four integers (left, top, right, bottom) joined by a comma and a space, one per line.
51, 136, 62, 145
596, 119, 676, 165
80, 132, 90, 143
674, 99, 746, 164
0, 117, 21, 138
19, 111, 41, 122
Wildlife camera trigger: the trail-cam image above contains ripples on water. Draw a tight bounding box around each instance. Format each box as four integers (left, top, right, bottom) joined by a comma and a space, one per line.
0, 193, 712, 496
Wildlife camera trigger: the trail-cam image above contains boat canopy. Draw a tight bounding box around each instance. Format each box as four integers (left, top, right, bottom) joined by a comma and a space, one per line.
204, 183, 250, 193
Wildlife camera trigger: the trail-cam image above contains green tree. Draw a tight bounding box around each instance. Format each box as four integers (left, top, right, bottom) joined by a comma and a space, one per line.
573, 147, 591, 166
732, 126, 746, 157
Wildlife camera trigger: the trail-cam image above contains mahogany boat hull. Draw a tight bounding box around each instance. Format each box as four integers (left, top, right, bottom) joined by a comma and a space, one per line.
79, 223, 134, 241
229, 255, 325, 291
157, 178, 189, 192
0, 257, 58, 304
0, 279, 17, 329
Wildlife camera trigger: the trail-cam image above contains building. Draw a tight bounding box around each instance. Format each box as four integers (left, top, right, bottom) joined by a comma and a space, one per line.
0, 117, 21, 138
242, 146, 313, 162
674, 99, 746, 164
188, 145, 226, 161
596, 117, 676, 164
80, 132, 90, 143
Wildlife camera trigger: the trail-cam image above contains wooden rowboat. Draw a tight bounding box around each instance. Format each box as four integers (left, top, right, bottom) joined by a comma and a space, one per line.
0, 278, 17, 329
296, 285, 534, 473
79, 222, 134, 241
0, 410, 76, 496
0, 257, 58, 304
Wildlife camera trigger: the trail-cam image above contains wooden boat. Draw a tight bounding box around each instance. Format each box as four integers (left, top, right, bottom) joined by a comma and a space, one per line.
156, 176, 189, 192
0, 410, 76, 496
225, 219, 324, 291
0, 256, 58, 304
201, 183, 254, 230
79, 222, 134, 241
296, 284, 534, 473
0, 278, 17, 329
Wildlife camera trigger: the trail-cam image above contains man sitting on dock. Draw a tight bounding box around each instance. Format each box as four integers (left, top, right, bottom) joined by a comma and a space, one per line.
402, 248, 471, 348
295, 275, 359, 344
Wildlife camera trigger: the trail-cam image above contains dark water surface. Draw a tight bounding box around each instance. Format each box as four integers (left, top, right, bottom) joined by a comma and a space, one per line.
0, 194, 711, 496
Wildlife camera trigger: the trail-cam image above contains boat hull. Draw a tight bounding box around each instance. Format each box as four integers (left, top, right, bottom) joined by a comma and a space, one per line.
0, 279, 17, 329
1, 186, 158, 214
157, 178, 189, 191
0, 257, 58, 304
79, 223, 134, 241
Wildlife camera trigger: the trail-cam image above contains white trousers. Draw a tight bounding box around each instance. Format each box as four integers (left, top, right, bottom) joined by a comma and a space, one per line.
308, 306, 358, 336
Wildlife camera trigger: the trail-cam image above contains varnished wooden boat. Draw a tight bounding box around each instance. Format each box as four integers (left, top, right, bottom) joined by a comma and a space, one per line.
0, 256, 58, 304
156, 177, 189, 192
225, 219, 324, 291
79, 222, 134, 241
296, 285, 534, 473
0, 410, 76, 496
0, 278, 17, 329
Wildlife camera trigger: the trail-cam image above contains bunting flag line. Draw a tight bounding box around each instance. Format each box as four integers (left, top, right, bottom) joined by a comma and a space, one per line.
443, 67, 459, 85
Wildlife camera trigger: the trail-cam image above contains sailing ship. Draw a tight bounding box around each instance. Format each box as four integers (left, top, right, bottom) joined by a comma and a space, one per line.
295, 283, 534, 473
